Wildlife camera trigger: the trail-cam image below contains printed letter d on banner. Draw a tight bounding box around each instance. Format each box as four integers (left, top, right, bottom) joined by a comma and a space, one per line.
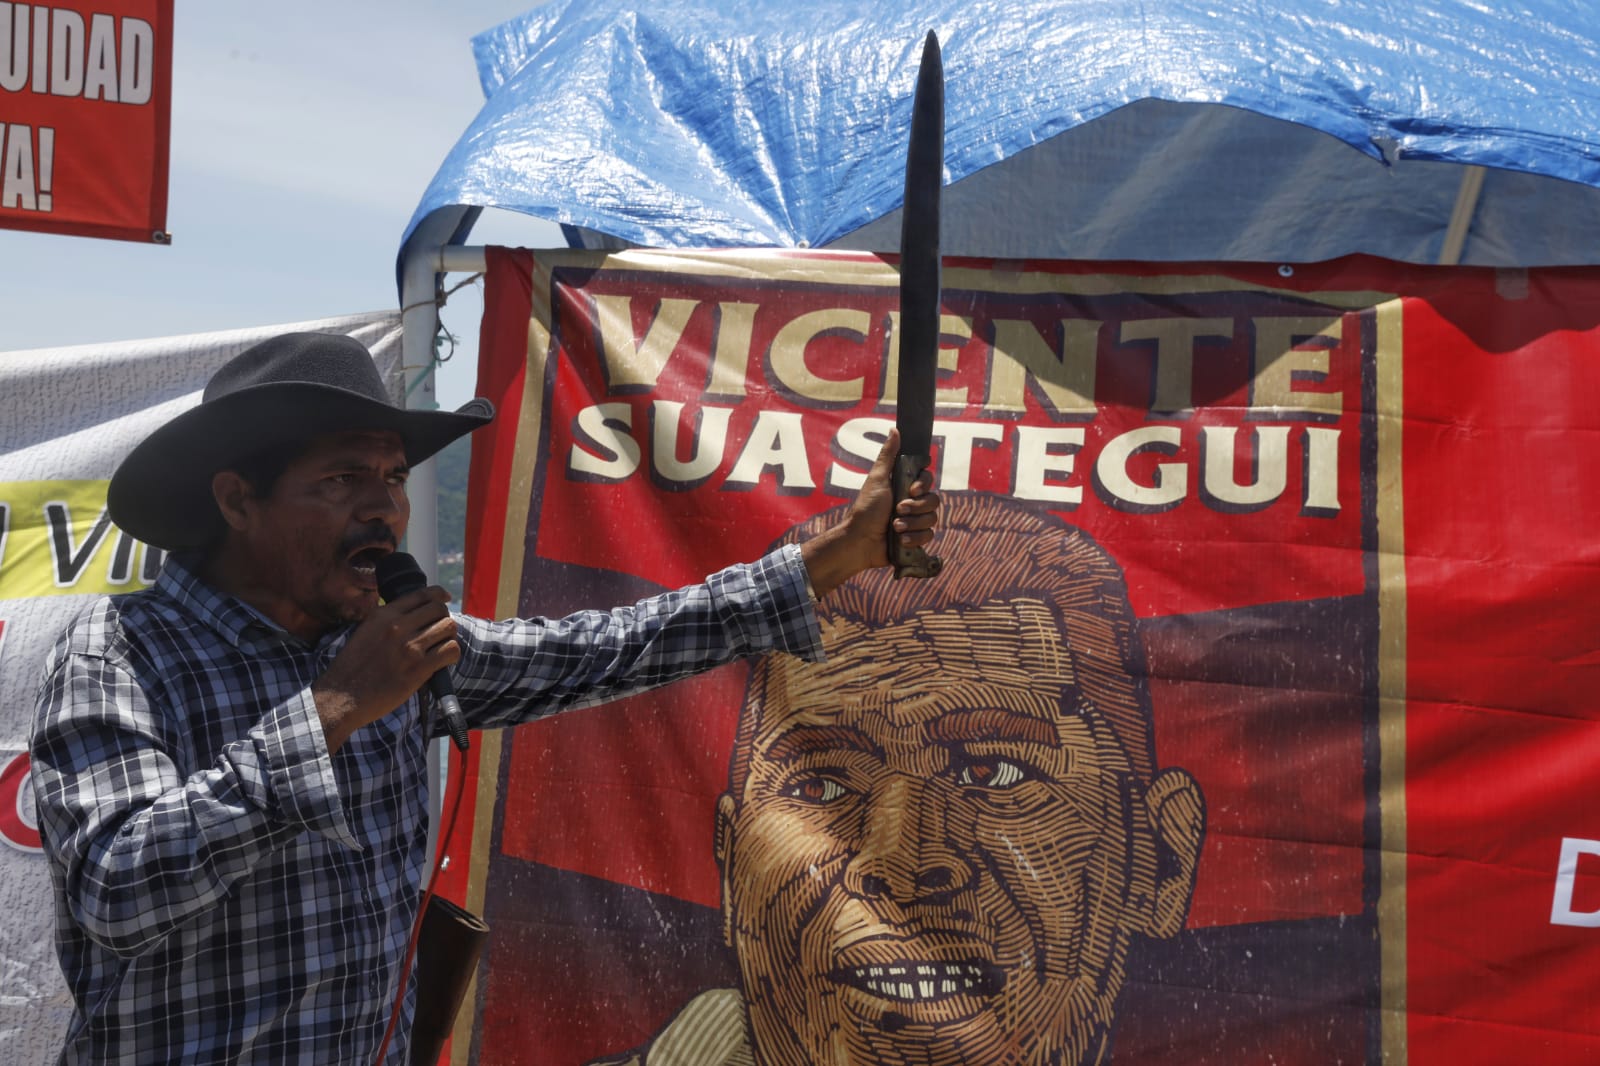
1551, 838, 1600, 928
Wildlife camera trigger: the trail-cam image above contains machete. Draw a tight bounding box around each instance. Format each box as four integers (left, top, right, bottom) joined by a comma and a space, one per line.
891, 30, 945, 579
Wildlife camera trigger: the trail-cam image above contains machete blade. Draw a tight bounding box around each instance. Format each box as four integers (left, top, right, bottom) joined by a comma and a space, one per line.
891, 30, 944, 580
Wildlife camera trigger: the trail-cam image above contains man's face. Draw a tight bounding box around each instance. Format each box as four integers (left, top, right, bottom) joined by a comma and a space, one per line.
222, 430, 409, 639
722, 599, 1158, 1066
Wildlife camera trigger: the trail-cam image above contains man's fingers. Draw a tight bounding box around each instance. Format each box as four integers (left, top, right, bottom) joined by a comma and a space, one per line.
896, 483, 941, 517
385, 584, 452, 612
416, 616, 461, 667
905, 467, 937, 497
871, 426, 903, 478
360, 587, 458, 679
880, 425, 902, 458
896, 492, 940, 528
893, 481, 941, 549
382, 588, 452, 635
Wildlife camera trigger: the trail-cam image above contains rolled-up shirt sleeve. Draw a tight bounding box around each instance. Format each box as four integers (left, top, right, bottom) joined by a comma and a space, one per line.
451, 544, 823, 730
31, 648, 358, 959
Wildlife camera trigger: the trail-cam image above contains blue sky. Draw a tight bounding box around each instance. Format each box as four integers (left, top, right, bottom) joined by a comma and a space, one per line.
5, 2, 560, 409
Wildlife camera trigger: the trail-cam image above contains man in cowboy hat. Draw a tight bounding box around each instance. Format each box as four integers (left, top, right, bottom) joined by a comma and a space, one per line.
30, 331, 939, 1065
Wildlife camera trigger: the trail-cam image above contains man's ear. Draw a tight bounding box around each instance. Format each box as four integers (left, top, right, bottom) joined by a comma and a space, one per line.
211, 470, 254, 533
716, 793, 737, 948
1135, 767, 1205, 939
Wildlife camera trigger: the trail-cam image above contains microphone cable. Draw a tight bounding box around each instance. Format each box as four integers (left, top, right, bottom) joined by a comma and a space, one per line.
372, 746, 469, 1066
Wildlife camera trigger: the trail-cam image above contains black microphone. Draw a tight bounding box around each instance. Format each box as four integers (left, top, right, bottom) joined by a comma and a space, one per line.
374, 551, 471, 753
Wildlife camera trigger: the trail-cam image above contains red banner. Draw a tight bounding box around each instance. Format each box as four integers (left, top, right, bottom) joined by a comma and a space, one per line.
452, 248, 1600, 1065
0, 1, 172, 243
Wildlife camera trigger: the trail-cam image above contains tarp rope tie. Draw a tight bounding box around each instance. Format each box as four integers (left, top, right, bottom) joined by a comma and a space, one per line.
401, 272, 484, 401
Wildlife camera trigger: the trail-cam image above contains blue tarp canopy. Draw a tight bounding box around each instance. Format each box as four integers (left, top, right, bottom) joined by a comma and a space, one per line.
401, 0, 1600, 269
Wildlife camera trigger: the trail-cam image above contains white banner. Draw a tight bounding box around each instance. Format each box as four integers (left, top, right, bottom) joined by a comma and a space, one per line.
0, 312, 403, 1061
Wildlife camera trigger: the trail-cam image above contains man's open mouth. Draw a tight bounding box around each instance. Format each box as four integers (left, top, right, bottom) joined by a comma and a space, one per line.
829, 959, 1005, 1003
347, 545, 389, 579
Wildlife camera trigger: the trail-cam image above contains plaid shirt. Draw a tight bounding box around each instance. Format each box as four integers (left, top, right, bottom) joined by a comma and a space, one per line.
30, 547, 820, 1065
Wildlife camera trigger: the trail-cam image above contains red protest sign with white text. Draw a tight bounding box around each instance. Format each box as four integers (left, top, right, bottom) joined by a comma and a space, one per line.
0, 1, 173, 243
451, 249, 1600, 1066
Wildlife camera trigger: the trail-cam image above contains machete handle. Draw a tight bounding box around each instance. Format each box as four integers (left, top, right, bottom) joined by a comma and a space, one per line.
890, 452, 943, 580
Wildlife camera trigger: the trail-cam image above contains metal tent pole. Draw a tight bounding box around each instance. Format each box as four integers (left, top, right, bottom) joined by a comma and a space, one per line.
1438, 165, 1487, 267
399, 239, 486, 886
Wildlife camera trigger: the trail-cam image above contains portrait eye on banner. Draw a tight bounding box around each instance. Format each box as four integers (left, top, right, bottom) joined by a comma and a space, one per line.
451, 248, 1600, 1066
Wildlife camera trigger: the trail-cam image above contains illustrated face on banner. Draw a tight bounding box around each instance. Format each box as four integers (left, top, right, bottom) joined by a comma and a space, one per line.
718, 496, 1205, 1066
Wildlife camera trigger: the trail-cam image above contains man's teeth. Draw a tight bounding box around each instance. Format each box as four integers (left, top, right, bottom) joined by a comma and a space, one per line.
349, 548, 384, 575
847, 962, 990, 1002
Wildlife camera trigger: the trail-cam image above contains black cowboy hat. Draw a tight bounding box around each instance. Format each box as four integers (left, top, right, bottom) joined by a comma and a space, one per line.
107, 331, 495, 552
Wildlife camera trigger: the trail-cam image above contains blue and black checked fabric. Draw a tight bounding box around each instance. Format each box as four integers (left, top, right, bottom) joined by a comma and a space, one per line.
31, 546, 820, 1065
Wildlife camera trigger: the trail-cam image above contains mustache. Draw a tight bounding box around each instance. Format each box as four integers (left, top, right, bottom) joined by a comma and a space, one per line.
338, 523, 398, 558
